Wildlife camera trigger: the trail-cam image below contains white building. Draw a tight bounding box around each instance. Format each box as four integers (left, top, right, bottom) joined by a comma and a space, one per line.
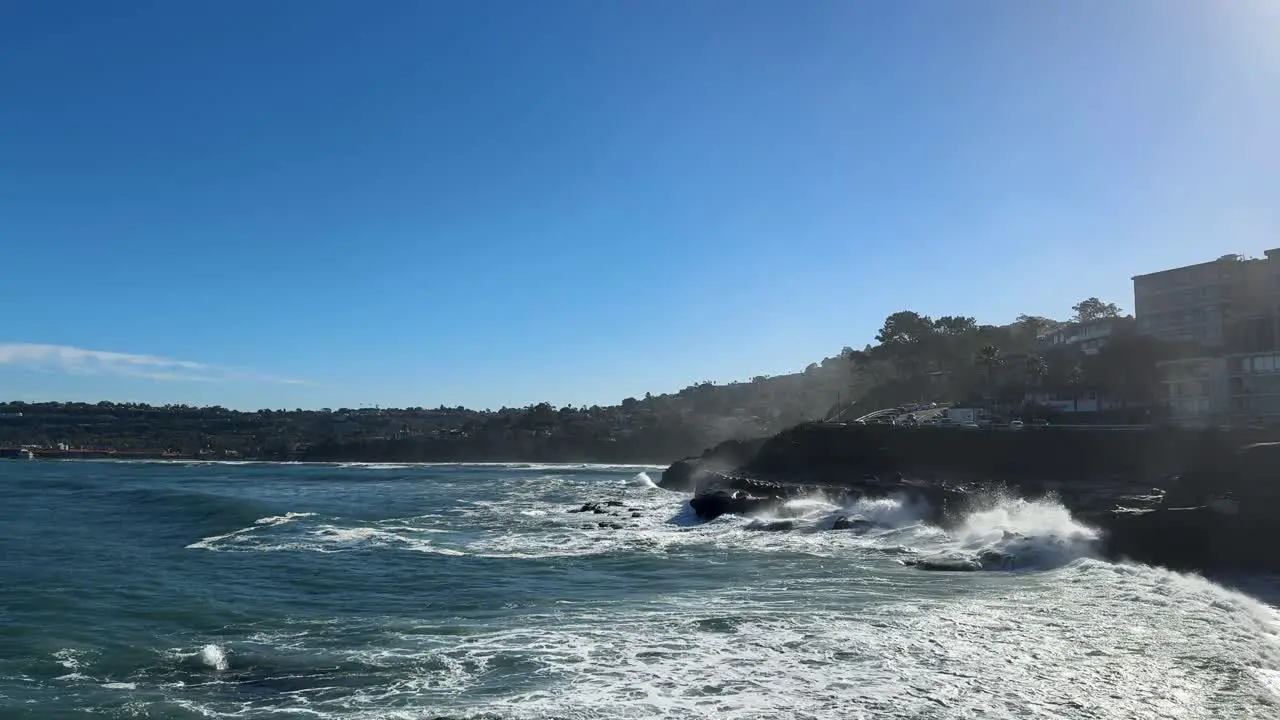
1158, 356, 1227, 423
1226, 351, 1280, 419
1024, 390, 1113, 413
1037, 317, 1119, 355
1157, 351, 1280, 424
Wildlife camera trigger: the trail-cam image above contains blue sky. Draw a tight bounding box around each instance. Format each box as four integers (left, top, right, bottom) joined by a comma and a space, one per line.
2, 1, 1277, 410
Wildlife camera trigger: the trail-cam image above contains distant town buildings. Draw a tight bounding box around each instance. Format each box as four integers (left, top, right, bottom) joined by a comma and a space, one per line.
1134, 249, 1280, 425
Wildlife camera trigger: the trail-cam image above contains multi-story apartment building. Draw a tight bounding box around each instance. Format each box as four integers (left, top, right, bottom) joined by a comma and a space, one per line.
1132, 252, 1276, 348
1036, 317, 1119, 356
1135, 250, 1280, 424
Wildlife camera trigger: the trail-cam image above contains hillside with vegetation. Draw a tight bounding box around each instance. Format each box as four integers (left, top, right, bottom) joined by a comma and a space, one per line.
841, 296, 1198, 421
0, 297, 1198, 461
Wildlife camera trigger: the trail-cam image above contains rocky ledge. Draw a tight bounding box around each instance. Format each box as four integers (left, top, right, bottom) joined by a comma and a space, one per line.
660, 421, 1280, 574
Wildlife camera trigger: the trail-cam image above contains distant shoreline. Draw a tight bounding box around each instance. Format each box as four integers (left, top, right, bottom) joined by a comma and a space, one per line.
3, 449, 673, 467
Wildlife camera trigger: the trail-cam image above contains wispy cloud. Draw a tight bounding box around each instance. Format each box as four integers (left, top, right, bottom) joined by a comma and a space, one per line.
0, 343, 310, 385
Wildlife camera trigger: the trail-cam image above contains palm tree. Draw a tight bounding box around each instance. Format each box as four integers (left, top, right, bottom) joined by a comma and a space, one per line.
975, 344, 1004, 413
1067, 363, 1085, 414
1024, 354, 1048, 405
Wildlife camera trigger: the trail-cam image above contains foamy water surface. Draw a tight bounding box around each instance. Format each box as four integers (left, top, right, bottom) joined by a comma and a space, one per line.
1, 461, 1278, 718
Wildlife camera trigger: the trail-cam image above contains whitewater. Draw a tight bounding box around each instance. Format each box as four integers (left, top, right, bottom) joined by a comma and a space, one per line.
2, 461, 1279, 718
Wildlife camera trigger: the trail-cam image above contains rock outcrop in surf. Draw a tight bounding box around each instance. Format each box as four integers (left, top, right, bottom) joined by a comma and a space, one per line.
660, 422, 1280, 574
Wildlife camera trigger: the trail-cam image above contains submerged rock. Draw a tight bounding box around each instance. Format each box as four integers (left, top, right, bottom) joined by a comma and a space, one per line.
831, 516, 875, 533
689, 490, 782, 521
976, 549, 1015, 570
745, 519, 795, 532
905, 557, 981, 572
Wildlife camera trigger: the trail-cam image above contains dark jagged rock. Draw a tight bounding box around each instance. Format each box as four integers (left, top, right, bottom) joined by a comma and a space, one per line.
659, 438, 770, 493
662, 422, 1268, 495
1097, 441, 1280, 572
1101, 506, 1265, 571
689, 490, 784, 521
605, 500, 625, 507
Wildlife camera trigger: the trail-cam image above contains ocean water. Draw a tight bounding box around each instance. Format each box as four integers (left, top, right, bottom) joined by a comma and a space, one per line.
3, 461, 1280, 719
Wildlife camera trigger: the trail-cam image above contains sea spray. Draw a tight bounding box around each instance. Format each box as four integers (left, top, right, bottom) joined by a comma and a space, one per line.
200, 644, 229, 672
839, 494, 933, 528
956, 495, 1097, 544
910, 492, 1102, 570
630, 471, 659, 489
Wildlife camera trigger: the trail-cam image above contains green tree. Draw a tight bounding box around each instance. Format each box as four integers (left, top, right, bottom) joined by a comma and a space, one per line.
933, 315, 978, 336
1015, 314, 1060, 340
875, 311, 937, 377
876, 311, 936, 346
1071, 297, 1122, 323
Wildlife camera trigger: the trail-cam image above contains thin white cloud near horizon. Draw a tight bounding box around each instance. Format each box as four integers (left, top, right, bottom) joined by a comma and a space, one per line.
0, 343, 310, 385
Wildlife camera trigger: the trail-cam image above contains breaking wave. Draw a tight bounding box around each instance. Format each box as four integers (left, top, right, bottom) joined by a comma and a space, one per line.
183, 477, 1097, 573
628, 471, 659, 488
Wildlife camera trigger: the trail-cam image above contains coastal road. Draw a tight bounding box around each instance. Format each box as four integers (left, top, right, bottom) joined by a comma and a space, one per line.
852, 405, 951, 424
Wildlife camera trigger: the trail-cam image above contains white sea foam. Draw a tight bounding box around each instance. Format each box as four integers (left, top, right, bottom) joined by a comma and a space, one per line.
101, 681, 137, 690
200, 644, 229, 672
209, 559, 1280, 720
254, 511, 316, 526
52, 648, 87, 671
335, 463, 418, 470
181, 483, 1100, 569
186, 511, 317, 550
781, 496, 839, 513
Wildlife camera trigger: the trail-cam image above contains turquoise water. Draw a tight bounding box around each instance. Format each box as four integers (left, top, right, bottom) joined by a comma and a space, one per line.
3, 461, 1280, 718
